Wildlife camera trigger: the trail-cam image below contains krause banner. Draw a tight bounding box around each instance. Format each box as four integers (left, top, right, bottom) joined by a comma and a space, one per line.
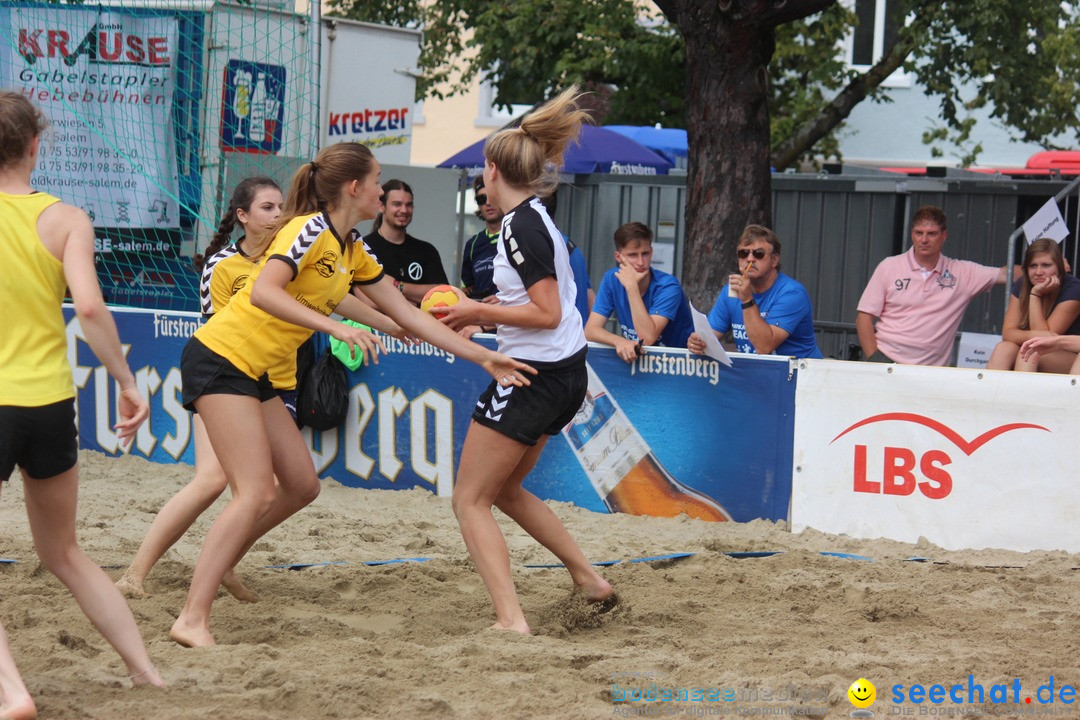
0, 3, 181, 229
63, 307, 795, 523
791, 359, 1079, 552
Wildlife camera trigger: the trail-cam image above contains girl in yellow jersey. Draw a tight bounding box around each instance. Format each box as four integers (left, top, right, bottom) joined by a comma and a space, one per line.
0, 92, 165, 717
170, 141, 535, 648
117, 177, 285, 601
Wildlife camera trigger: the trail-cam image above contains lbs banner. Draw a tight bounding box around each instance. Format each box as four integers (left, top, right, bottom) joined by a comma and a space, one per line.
791, 359, 1080, 552
63, 307, 796, 523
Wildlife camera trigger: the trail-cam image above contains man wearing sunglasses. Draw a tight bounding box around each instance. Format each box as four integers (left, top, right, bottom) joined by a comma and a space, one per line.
856, 205, 1016, 366
460, 175, 505, 303
688, 224, 822, 359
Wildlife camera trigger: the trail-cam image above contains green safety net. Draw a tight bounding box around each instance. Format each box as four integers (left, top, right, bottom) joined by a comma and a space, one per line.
0, 1, 321, 311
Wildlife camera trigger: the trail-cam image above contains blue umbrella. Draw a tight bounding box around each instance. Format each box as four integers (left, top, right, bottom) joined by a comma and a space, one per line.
438, 125, 672, 176
604, 125, 688, 166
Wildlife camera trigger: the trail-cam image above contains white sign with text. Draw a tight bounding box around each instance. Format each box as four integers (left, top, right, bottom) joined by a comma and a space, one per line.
791, 359, 1078, 552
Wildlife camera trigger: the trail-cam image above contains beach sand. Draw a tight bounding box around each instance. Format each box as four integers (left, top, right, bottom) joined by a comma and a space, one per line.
1, 451, 1077, 719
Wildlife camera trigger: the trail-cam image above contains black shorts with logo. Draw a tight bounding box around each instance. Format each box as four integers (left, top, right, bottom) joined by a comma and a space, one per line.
181, 337, 275, 412
0, 398, 78, 481
472, 347, 587, 446
276, 389, 298, 421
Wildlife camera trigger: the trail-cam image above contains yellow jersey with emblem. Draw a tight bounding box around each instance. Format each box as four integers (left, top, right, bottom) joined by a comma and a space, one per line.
199, 239, 297, 390
200, 241, 258, 317
0, 190, 74, 406
194, 212, 383, 380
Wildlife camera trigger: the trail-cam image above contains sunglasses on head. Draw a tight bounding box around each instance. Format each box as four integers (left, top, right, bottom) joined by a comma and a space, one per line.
475, 194, 488, 205
737, 248, 768, 260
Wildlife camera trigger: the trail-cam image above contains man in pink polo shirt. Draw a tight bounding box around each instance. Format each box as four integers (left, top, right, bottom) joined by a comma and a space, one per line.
856, 205, 1014, 366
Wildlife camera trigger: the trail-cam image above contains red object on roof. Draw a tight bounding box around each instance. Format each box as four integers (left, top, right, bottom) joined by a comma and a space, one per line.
1026, 151, 1080, 169
877, 155, 1080, 178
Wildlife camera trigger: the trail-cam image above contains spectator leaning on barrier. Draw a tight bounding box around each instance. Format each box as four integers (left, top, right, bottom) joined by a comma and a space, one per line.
986, 238, 1080, 373
586, 221, 694, 362
363, 179, 449, 306
856, 205, 1016, 366
689, 224, 822, 359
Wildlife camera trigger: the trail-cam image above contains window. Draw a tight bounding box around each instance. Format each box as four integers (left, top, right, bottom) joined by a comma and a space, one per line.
847, 0, 911, 87
475, 77, 536, 128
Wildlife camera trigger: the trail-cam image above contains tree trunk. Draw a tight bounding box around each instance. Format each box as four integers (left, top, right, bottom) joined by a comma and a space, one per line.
667, 4, 777, 310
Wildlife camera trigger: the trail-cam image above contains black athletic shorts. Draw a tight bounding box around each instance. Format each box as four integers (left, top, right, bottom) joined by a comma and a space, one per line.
277, 389, 298, 420
472, 347, 588, 446
0, 398, 78, 481
181, 337, 275, 412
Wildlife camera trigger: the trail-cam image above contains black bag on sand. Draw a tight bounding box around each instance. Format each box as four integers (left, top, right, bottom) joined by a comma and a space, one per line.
296, 344, 349, 431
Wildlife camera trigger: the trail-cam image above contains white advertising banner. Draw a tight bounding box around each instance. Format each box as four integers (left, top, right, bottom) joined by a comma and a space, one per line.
320, 20, 419, 165
791, 359, 1079, 552
1, 6, 180, 228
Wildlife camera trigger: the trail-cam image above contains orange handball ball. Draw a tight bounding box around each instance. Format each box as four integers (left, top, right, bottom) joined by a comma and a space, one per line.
420, 285, 460, 314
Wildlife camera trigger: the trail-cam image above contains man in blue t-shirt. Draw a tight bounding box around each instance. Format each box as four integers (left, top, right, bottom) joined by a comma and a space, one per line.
586, 221, 694, 362
688, 224, 822, 359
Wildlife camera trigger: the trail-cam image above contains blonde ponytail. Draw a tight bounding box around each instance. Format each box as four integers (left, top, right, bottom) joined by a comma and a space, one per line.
484, 86, 590, 197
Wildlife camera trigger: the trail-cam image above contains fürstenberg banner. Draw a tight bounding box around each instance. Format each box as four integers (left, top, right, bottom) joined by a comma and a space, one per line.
791, 359, 1079, 553
62, 307, 795, 524
0, 4, 180, 228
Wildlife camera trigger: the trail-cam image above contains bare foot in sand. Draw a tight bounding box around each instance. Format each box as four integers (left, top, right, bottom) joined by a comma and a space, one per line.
115, 572, 145, 600
576, 575, 614, 603
128, 666, 166, 688
489, 620, 531, 635
221, 570, 258, 603
0, 695, 37, 720
169, 618, 216, 648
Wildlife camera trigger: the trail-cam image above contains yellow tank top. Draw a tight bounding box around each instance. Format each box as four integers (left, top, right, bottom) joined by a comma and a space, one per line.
200, 238, 297, 390
0, 191, 74, 406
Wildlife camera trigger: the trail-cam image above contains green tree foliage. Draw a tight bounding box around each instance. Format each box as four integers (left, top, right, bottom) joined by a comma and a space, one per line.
329, 0, 1080, 304
772, 1, 1080, 168
328, 0, 686, 126
330, 0, 1080, 168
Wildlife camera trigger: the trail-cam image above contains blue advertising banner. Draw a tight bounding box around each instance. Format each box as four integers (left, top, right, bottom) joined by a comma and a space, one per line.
220, 59, 286, 154
66, 307, 795, 522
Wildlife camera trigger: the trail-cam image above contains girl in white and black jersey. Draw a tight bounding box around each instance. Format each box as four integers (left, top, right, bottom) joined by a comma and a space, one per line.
435, 86, 614, 634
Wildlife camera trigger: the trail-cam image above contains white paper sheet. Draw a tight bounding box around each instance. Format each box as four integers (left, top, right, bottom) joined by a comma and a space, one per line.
690, 302, 732, 366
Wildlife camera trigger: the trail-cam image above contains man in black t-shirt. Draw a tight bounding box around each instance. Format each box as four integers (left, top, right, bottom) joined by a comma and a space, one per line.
362, 179, 448, 306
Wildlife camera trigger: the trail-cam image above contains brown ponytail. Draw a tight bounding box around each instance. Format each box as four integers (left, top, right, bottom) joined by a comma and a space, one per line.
193, 176, 281, 273
0, 91, 49, 169
267, 143, 376, 242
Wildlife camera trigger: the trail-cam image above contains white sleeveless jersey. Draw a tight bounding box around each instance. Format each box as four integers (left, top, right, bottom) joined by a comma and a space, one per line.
492, 197, 586, 362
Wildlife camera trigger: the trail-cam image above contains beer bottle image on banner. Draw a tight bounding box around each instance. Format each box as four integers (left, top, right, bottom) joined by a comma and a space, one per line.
562, 364, 731, 521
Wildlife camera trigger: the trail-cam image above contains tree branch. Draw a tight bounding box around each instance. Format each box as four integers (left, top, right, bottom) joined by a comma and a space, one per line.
761, 0, 837, 28
770, 30, 916, 169
652, 0, 676, 19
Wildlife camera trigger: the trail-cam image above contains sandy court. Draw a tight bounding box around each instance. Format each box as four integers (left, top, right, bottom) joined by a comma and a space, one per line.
0, 451, 1077, 719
